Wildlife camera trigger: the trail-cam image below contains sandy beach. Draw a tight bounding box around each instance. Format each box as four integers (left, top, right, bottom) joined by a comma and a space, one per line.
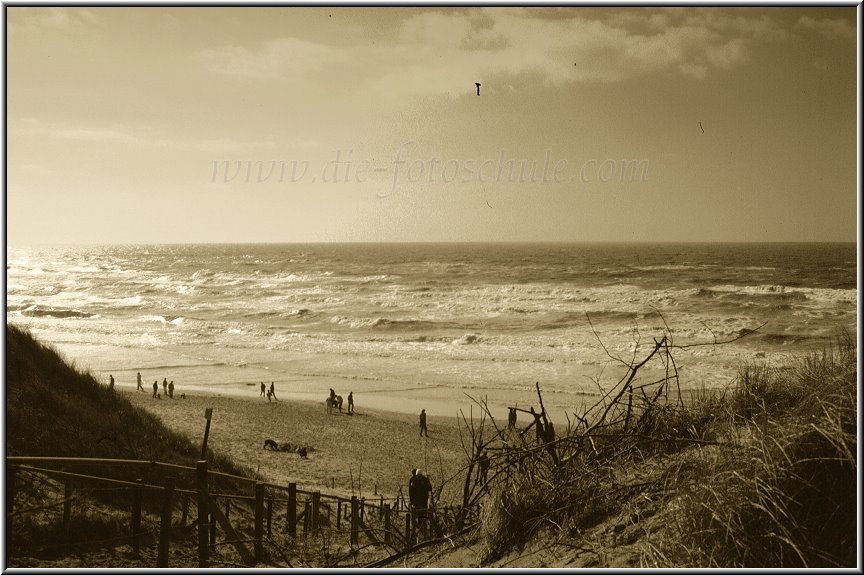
121, 388, 473, 505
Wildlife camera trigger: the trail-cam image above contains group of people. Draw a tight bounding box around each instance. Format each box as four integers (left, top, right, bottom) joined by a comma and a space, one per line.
260, 381, 277, 402
132, 372, 177, 399
327, 388, 354, 413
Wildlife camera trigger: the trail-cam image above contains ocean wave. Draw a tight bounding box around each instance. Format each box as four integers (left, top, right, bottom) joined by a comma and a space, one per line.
138, 315, 186, 325
67, 265, 101, 273
21, 305, 94, 319
328, 315, 463, 331
702, 284, 856, 304
630, 264, 717, 271
452, 333, 482, 345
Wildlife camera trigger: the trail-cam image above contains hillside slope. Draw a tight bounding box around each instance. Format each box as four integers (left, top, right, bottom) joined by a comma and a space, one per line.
6, 324, 245, 473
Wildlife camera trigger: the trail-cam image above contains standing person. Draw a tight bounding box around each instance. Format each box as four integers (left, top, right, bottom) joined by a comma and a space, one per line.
137, 372, 143, 391
269, 381, 277, 401
163, 378, 168, 396
168, 380, 174, 398
108, 374, 115, 390
260, 382, 266, 397
508, 408, 517, 430
408, 469, 421, 541
409, 469, 433, 541
152, 380, 158, 399
477, 450, 490, 486
347, 392, 354, 414
419, 409, 428, 437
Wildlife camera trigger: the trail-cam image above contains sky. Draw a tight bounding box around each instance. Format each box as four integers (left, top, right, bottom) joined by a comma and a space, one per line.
4, 7, 858, 244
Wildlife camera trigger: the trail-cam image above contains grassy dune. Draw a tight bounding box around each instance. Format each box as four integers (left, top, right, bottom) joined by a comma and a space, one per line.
421, 333, 857, 568
6, 323, 249, 475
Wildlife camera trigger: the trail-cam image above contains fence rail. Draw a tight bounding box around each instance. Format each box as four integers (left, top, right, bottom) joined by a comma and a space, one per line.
7, 456, 472, 567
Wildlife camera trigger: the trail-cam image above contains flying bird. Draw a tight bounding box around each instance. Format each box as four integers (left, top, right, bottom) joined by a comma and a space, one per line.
475, 82, 481, 96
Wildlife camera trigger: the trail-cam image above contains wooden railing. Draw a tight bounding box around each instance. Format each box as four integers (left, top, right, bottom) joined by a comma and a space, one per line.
6, 456, 473, 567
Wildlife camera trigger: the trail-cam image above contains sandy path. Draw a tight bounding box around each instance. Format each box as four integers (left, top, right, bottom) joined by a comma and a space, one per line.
122, 389, 472, 504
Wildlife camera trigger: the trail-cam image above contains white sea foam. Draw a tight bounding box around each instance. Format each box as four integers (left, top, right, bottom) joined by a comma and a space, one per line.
6, 243, 855, 415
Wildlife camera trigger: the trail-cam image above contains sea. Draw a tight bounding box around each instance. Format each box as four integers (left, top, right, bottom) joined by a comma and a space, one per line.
5, 243, 857, 423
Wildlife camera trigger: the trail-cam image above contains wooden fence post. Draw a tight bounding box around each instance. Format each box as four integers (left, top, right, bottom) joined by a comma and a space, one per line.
287, 483, 296, 536
209, 509, 216, 548
180, 493, 189, 527
302, 502, 310, 534
311, 492, 320, 532
63, 478, 73, 529
383, 503, 391, 546
131, 478, 143, 557
196, 461, 209, 567
405, 512, 412, 549
379, 495, 384, 518
7, 465, 17, 516
254, 483, 264, 564
350, 496, 359, 546
336, 501, 342, 530
157, 477, 174, 567
266, 497, 273, 538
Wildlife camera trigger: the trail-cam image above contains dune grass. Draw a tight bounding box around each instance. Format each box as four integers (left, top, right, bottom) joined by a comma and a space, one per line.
6, 324, 258, 563
6, 323, 251, 476
665, 335, 857, 567
474, 334, 857, 567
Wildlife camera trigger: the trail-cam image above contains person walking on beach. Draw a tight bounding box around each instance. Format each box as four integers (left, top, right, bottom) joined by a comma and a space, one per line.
108, 374, 115, 390
152, 380, 158, 399
419, 409, 428, 437
347, 392, 354, 414
163, 378, 168, 396
260, 382, 266, 397
168, 380, 174, 398
269, 381, 277, 401
137, 372, 144, 391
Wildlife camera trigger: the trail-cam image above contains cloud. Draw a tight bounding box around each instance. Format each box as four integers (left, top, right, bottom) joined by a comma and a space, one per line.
794, 16, 855, 41
9, 7, 98, 33
192, 8, 786, 100
362, 10, 766, 97
200, 9, 776, 101
53, 128, 143, 145
200, 37, 343, 79
16, 118, 273, 153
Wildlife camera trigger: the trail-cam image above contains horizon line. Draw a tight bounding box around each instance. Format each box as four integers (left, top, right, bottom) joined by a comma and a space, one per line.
7, 239, 858, 248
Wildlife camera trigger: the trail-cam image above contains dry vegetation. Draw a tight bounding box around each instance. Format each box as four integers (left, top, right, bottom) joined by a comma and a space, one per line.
437, 324, 857, 568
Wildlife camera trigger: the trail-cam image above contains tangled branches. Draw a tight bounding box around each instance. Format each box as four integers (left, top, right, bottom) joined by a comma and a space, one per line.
448, 314, 765, 561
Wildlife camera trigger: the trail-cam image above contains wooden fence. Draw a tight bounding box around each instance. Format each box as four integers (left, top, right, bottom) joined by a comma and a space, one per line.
6, 456, 473, 567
